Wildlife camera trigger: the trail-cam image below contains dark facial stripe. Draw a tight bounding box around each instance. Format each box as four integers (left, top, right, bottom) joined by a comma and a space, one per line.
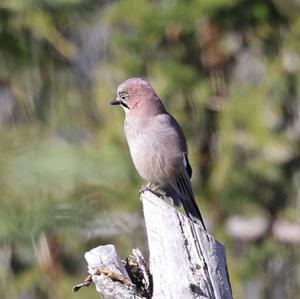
120, 101, 130, 109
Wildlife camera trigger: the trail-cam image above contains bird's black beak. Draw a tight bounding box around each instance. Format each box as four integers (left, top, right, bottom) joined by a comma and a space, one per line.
110, 99, 121, 105
110, 98, 130, 110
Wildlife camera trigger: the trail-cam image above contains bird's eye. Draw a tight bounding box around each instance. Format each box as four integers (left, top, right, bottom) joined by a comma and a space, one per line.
120, 93, 127, 101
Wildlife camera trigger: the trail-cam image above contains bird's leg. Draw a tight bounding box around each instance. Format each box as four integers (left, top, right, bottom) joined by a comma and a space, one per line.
139, 182, 152, 195
141, 183, 169, 200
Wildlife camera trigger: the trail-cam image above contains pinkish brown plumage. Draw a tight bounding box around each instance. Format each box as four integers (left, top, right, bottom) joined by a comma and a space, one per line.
116, 78, 166, 117
111, 78, 206, 229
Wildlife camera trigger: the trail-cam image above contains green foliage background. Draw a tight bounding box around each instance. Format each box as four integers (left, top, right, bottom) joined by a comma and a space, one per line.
0, 0, 299, 298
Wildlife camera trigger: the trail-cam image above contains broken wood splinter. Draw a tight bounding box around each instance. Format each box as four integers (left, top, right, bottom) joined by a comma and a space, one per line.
73, 268, 131, 292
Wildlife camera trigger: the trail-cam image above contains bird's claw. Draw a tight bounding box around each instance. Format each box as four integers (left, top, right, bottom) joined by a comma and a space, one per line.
139, 183, 168, 200
139, 182, 152, 195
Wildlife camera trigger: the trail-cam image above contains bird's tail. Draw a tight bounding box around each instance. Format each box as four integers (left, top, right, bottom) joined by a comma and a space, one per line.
164, 170, 206, 230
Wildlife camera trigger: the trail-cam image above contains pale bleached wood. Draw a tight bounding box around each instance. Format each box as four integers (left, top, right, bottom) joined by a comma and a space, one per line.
141, 190, 232, 299
83, 245, 145, 299
78, 191, 232, 299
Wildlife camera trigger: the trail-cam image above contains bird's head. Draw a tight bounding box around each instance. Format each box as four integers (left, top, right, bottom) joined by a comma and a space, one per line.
111, 78, 165, 116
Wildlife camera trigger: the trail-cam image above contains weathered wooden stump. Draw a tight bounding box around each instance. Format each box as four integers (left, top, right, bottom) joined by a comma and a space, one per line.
74, 190, 232, 299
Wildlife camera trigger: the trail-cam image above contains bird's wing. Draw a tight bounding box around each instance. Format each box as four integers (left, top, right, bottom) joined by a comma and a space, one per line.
183, 153, 192, 178
175, 166, 206, 229
156, 114, 205, 229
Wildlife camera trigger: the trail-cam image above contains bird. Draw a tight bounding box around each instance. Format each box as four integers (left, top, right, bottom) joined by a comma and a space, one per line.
111, 78, 206, 230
